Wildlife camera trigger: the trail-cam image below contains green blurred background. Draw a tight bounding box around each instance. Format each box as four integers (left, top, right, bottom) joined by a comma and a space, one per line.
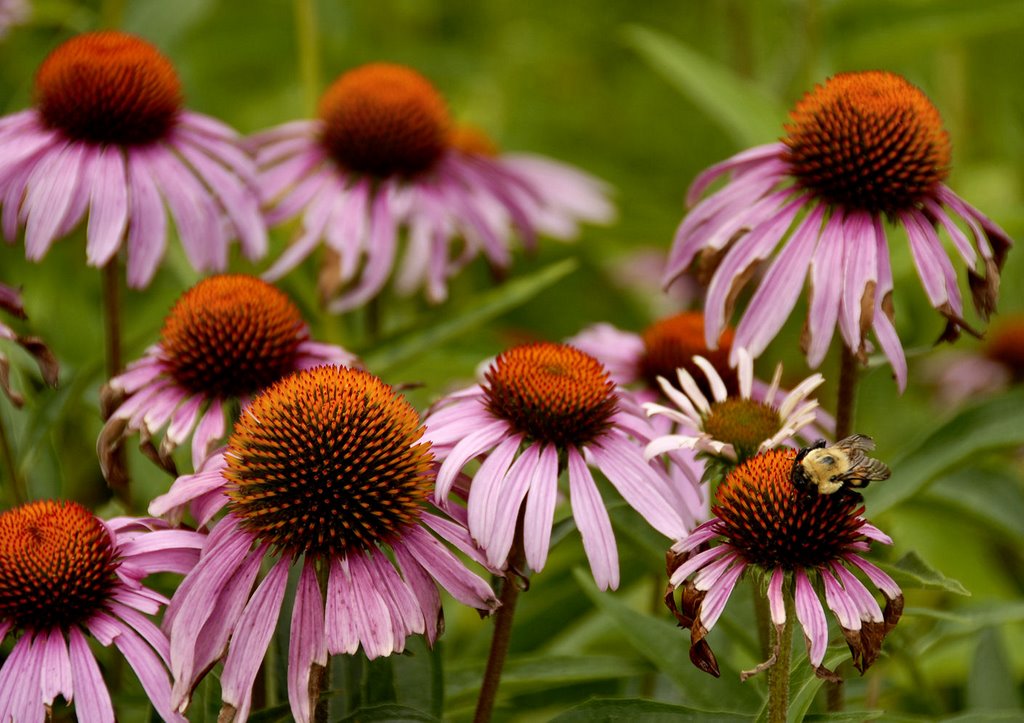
1, 0, 1023, 720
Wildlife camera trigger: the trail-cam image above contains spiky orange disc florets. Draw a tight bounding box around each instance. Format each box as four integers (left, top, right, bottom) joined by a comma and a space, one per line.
783, 71, 950, 214
713, 449, 864, 569
34, 31, 182, 145
640, 312, 737, 396
160, 275, 306, 398
318, 63, 450, 178
484, 342, 618, 447
225, 366, 433, 557
0, 500, 118, 630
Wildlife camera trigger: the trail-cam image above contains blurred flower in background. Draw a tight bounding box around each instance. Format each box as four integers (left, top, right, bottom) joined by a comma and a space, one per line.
663, 70, 1013, 391
666, 449, 902, 680
0, 0, 27, 40
923, 313, 1024, 407
0, 500, 203, 722
425, 342, 699, 590
0, 282, 57, 406
251, 63, 614, 311
153, 366, 497, 723
0, 31, 266, 287
98, 275, 357, 484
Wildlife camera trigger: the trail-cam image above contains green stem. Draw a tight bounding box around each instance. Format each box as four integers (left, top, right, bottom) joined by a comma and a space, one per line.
473, 528, 526, 723
102, 261, 131, 508
767, 598, 794, 723
752, 583, 772, 660
0, 410, 25, 504
835, 343, 859, 440
293, 0, 322, 117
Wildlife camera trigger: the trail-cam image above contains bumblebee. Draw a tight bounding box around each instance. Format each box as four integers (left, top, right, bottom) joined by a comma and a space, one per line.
790, 434, 890, 496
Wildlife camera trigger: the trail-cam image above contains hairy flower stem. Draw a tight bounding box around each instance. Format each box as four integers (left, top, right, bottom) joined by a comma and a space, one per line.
0, 412, 25, 504
293, 0, 322, 117
835, 343, 859, 439
767, 598, 794, 723
474, 526, 527, 723
752, 585, 772, 659
102, 261, 131, 507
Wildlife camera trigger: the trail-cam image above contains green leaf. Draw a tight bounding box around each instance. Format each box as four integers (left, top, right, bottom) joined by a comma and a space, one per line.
868, 389, 1024, 515
622, 25, 784, 147
446, 654, 648, 702
878, 551, 970, 596
782, 648, 853, 723
967, 627, 1022, 711
573, 569, 763, 715
337, 703, 441, 722
925, 467, 1024, 542
549, 698, 751, 722
362, 259, 578, 373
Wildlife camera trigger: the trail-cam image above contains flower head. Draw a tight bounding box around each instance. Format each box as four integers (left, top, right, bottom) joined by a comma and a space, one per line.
150, 366, 497, 723
0, 500, 203, 722
0, 282, 58, 406
664, 70, 1013, 391
645, 348, 824, 463
252, 63, 613, 310
924, 313, 1024, 406
0, 31, 265, 287
98, 274, 357, 482
667, 449, 902, 679
425, 342, 699, 591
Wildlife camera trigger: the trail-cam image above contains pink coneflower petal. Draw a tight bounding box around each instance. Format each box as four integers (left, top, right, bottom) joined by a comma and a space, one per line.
805, 212, 845, 367
839, 212, 877, 351
522, 444, 560, 573
698, 559, 746, 631
191, 397, 226, 468
480, 440, 539, 567
112, 622, 186, 723
669, 544, 731, 588
795, 568, 829, 667
68, 626, 115, 723
434, 420, 510, 500
288, 562, 328, 723
844, 553, 901, 599
831, 563, 883, 623
389, 550, 442, 644
24, 143, 84, 260
1, 634, 39, 722
768, 568, 786, 625
821, 566, 861, 630
466, 433, 524, 545
85, 146, 128, 267
568, 446, 619, 591
220, 557, 290, 722
704, 197, 804, 344
41, 628, 73, 707
125, 153, 168, 288
398, 525, 497, 609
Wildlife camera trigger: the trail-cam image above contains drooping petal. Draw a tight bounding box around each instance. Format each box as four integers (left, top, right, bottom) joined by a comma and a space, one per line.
794, 568, 828, 667
68, 626, 115, 723
567, 446, 619, 591
288, 560, 328, 723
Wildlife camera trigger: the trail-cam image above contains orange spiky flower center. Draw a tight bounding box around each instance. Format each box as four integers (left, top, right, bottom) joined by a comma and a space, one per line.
318, 63, 450, 178
449, 124, 499, 157
985, 316, 1024, 381
640, 312, 737, 397
713, 449, 864, 569
225, 366, 433, 557
160, 275, 306, 398
783, 71, 950, 214
702, 398, 782, 460
0, 500, 118, 630
484, 342, 618, 447
34, 31, 182, 146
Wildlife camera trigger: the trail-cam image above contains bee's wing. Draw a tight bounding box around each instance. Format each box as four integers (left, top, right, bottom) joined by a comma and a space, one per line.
841, 458, 891, 488
836, 434, 875, 454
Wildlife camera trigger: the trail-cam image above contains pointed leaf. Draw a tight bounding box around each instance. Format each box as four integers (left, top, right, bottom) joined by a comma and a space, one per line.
879, 551, 970, 596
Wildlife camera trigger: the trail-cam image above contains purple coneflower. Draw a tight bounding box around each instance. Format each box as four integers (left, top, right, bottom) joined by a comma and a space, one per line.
0, 282, 57, 405
0, 31, 265, 287
0, 500, 203, 722
424, 342, 697, 591
251, 63, 613, 310
667, 448, 902, 681
98, 274, 356, 483
150, 365, 497, 723
448, 124, 615, 242
644, 348, 824, 463
924, 314, 1024, 406
664, 71, 1013, 391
